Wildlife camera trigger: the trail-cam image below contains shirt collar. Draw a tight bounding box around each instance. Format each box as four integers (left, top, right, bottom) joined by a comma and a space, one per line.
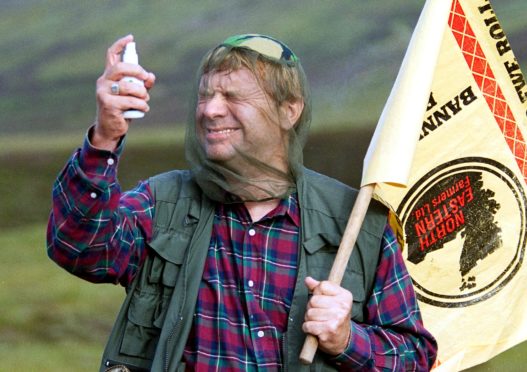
219, 193, 300, 227
267, 192, 300, 227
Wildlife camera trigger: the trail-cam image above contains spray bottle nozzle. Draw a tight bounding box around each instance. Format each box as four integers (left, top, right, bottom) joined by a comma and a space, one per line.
123, 42, 139, 64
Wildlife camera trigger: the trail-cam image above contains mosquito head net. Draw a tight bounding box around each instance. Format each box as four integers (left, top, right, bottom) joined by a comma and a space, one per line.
185, 34, 312, 203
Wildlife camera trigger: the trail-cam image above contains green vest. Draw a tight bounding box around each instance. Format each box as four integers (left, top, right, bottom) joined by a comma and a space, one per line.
101, 168, 387, 372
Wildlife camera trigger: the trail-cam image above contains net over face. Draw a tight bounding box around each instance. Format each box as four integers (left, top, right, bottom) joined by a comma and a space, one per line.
186, 34, 311, 202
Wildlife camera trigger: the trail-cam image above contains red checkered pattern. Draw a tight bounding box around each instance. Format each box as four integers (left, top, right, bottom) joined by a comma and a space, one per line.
449, 0, 527, 181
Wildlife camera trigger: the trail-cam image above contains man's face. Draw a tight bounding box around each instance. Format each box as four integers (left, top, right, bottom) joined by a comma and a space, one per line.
195, 68, 289, 171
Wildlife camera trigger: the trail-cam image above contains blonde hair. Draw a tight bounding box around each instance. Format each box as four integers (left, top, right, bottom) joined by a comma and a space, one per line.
198, 45, 311, 143
185, 41, 312, 202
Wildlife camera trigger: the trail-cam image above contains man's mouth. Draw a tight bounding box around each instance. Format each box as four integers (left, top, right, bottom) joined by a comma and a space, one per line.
204, 127, 239, 143
208, 128, 236, 134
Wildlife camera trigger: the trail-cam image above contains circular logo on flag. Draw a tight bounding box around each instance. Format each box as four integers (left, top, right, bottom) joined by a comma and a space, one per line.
397, 157, 527, 307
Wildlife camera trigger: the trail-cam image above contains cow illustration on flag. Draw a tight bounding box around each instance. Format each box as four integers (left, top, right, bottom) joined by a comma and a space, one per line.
362, 0, 527, 370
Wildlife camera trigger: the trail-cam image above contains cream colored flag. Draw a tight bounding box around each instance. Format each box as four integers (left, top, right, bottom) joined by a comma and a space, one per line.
362, 0, 451, 187
370, 0, 527, 370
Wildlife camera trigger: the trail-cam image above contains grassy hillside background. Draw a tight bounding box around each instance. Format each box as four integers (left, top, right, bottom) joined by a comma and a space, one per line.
1, 0, 416, 134
1, 1, 527, 370
1, 0, 526, 136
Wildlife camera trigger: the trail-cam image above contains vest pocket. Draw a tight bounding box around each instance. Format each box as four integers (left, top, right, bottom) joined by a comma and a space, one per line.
303, 234, 366, 321
120, 290, 164, 359
119, 230, 189, 360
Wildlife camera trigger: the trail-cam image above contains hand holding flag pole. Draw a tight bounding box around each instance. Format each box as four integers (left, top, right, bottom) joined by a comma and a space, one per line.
299, 184, 375, 364
299, 0, 452, 364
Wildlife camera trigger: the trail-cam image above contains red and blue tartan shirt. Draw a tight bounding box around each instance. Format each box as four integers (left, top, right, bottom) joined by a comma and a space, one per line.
183, 196, 300, 370
47, 137, 437, 371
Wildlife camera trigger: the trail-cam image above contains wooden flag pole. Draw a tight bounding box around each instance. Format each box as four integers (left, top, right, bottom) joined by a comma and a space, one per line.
299, 184, 376, 364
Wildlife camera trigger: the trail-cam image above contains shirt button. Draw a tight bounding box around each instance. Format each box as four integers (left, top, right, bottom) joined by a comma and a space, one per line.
107, 158, 115, 166
90, 192, 98, 199
257, 331, 265, 338
248, 228, 256, 236
248, 280, 254, 288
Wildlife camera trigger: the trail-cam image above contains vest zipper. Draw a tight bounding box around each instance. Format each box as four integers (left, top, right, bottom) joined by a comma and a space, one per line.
282, 332, 288, 372
164, 314, 184, 372
164, 236, 191, 372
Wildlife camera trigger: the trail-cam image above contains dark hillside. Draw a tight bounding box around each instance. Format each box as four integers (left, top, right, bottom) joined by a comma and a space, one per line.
0, 127, 372, 229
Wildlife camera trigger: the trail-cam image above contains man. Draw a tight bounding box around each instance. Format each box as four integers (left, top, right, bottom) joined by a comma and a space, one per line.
47, 34, 437, 371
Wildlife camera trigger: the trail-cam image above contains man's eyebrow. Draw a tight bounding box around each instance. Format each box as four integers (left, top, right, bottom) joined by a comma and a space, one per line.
198, 85, 215, 96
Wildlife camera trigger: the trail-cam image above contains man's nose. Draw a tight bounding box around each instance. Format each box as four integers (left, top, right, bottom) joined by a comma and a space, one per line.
202, 94, 228, 119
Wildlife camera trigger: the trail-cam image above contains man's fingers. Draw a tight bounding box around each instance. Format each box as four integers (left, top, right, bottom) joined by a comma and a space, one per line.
104, 63, 151, 84
105, 34, 134, 69
98, 76, 150, 106
307, 294, 346, 310
302, 320, 340, 341
112, 95, 150, 113
144, 72, 156, 89
302, 320, 325, 337
110, 80, 150, 101
97, 91, 150, 115
305, 307, 338, 321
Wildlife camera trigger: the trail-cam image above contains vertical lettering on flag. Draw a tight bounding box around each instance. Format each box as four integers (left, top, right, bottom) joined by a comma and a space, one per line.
450, 0, 527, 182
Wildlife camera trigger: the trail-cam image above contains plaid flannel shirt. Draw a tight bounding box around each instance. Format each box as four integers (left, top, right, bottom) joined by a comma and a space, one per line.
47, 137, 437, 371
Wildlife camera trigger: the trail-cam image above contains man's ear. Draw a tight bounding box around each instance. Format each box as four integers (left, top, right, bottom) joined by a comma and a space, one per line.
280, 99, 304, 130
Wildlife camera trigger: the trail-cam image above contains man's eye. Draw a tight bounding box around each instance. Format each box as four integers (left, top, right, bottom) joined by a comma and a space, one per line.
198, 92, 212, 100
225, 92, 242, 101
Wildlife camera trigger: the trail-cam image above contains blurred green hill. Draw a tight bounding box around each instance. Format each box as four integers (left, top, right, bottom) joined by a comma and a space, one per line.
1, 0, 526, 135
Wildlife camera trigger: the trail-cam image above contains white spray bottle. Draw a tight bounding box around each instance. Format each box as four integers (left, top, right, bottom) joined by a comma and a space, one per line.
122, 42, 145, 119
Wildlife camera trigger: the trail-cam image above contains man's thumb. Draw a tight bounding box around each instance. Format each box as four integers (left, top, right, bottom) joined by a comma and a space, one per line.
304, 276, 321, 292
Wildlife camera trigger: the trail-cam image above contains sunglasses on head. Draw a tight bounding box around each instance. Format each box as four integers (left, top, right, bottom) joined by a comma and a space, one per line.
221, 34, 298, 65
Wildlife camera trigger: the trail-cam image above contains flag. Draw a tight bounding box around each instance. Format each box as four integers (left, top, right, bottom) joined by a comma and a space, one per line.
362, 1, 451, 187
365, 0, 527, 370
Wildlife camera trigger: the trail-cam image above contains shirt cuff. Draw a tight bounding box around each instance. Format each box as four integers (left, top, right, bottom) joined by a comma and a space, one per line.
79, 126, 125, 180
331, 321, 372, 368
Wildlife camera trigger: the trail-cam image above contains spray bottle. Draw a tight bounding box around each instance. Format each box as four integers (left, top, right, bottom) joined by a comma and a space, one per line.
122, 42, 145, 119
